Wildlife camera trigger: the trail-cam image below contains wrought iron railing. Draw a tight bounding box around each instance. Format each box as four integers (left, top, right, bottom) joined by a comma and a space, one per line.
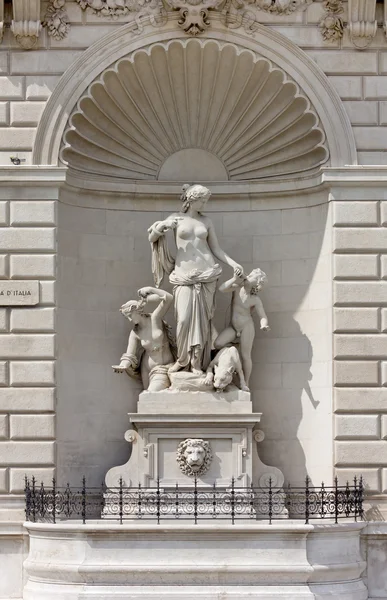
24, 476, 364, 525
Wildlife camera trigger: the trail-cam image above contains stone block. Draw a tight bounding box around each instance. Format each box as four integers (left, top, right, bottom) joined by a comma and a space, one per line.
334, 334, 387, 358
11, 201, 56, 227
307, 51, 377, 74
10, 467, 55, 493
382, 308, 387, 332
59, 203, 106, 234
0, 52, 6, 73
380, 101, 387, 125
0, 441, 55, 465
331, 187, 386, 201
335, 415, 380, 440
0, 254, 8, 279
334, 308, 379, 332
0, 201, 8, 225
39, 281, 56, 306
10, 254, 55, 279
10, 308, 55, 332
0, 361, 8, 386
334, 281, 387, 305
334, 228, 387, 252
0, 128, 35, 150
0, 310, 7, 333
0, 334, 55, 359
26, 75, 60, 100
336, 467, 380, 493
10, 414, 55, 440
0, 228, 55, 251
382, 468, 387, 493
364, 76, 387, 99
10, 361, 55, 386
381, 256, 387, 279
381, 202, 387, 225
334, 388, 387, 412
10, 102, 45, 126
78, 234, 134, 261
50, 25, 117, 48
0, 388, 55, 412
333, 201, 378, 226
0, 415, 8, 439
335, 441, 387, 466
381, 415, 387, 439
0, 150, 32, 165
253, 233, 309, 261
334, 254, 378, 279
334, 361, 379, 386
353, 127, 387, 151
328, 76, 362, 99
11, 50, 83, 75
0, 77, 24, 100
342, 101, 378, 125
0, 468, 7, 493
223, 211, 281, 236
382, 362, 387, 386
273, 26, 334, 47
358, 151, 387, 165
0, 102, 8, 126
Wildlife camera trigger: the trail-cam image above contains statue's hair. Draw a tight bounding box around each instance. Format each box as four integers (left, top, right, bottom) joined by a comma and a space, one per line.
120, 297, 147, 318
248, 268, 268, 295
181, 184, 211, 213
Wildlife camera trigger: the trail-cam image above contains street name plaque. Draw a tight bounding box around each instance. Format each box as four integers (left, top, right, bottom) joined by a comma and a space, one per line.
0, 281, 39, 305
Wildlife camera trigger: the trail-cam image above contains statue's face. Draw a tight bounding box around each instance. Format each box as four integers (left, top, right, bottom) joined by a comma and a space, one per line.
191, 192, 210, 211
184, 444, 206, 471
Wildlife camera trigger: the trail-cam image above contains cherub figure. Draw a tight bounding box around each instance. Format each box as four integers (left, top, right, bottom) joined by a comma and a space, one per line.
214, 268, 270, 387
112, 287, 176, 392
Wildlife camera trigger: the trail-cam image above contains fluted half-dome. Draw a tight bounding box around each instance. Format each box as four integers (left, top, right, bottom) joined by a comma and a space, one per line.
61, 39, 329, 181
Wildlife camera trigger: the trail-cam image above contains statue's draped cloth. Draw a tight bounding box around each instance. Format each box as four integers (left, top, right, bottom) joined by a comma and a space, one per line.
170, 265, 222, 370
150, 232, 221, 369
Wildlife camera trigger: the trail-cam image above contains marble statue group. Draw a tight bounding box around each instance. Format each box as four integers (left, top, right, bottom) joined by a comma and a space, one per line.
112, 184, 270, 393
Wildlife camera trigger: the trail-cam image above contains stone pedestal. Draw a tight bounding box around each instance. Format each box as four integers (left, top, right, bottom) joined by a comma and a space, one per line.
105, 390, 284, 490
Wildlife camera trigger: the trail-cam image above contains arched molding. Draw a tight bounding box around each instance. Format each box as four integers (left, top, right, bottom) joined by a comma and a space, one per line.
33, 18, 357, 170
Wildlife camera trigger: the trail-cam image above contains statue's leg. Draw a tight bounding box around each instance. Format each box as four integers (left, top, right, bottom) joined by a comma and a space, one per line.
240, 326, 254, 386
214, 326, 237, 350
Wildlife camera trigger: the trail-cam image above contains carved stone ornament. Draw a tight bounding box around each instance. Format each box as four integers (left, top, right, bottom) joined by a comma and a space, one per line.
348, 0, 377, 48
176, 438, 212, 477
319, 0, 344, 41
11, 0, 42, 49
43, 0, 71, 41
76, 0, 311, 35
62, 39, 329, 182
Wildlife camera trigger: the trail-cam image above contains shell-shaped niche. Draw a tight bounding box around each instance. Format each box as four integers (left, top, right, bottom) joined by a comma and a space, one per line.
61, 39, 329, 181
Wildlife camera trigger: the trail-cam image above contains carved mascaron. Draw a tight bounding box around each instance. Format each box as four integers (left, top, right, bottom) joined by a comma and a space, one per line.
176, 438, 213, 477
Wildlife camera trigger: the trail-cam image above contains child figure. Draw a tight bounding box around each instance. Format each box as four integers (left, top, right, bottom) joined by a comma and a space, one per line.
214, 268, 270, 387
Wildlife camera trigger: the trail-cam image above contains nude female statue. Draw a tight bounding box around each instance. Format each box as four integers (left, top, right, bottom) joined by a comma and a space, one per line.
148, 184, 243, 374
112, 287, 176, 392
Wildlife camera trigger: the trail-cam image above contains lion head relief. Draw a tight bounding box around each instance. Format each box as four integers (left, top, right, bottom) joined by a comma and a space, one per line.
176, 438, 212, 477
